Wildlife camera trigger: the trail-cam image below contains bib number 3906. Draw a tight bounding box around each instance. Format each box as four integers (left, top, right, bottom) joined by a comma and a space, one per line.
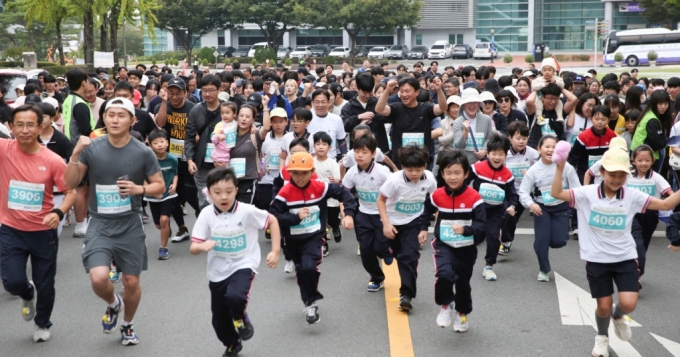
96, 184, 131, 214
8, 180, 45, 212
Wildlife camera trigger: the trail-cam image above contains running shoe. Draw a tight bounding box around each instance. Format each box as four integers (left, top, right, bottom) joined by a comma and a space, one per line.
383, 255, 394, 265
453, 312, 468, 332
333, 229, 342, 243
304, 303, 320, 324
171, 226, 189, 243
265, 229, 271, 240
322, 242, 329, 257
436, 304, 453, 328
284, 260, 295, 274
538, 271, 550, 282
33, 326, 50, 342
592, 335, 609, 357
109, 265, 121, 283
102, 295, 123, 333
158, 247, 169, 260
367, 281, 384, 292
73, 226, 87, 238
357, 245, 361, 256
482, 266, 497, 281
22, 281, 36, 321
233, 314, 254, 340
181, 205, 187, 216
120, 324, 139, 345
398, 295, 413, 311
223, 343, 243, 357
498, 242, 511, 256
612, 314, 632, 341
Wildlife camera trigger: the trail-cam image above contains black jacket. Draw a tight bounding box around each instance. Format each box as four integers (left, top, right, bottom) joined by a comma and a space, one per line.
340, 95, 390, 153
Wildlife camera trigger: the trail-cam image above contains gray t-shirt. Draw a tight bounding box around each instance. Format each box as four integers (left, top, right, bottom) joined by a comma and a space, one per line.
80, 136, 161, 218
229, 132, 264, 180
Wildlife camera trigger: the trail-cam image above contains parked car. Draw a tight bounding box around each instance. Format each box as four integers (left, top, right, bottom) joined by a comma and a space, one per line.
328, 46, 351, 57
309, 44, 332, 57
290, 46, 312, 59
368, 46, 388, 59
248, 42, 269, 57
452, 44, 473, 59
474, 42, 497, 59
277, 47, 292, 59
232, 45, 252, 57
0, 69, 27, 105
428, 41, 452, 59
408, 45, 429, 59
218, 46, 236, 58
354, 46, 372, 57
386, 44, 409, 59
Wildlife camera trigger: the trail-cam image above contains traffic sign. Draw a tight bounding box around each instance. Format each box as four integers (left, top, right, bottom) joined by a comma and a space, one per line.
213, 51, 219, 57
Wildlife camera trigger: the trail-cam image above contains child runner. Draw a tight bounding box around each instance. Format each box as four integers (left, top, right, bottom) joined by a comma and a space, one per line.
519, 135, 581, 281
341, 134, 393, 292
210, 102, 238, 166
500, 121, 539, 255
551, 147, 680, 357
619, 109, 639, 151
465, 134, 518, 281
425, 150, 486, 332
377, 145, 437, 311
313, 132, 342, 256
190, 167, 281, 357
341, 124, 397, 178
256, 107, 288, 239
144, 129, 178, 260
269, 152, 356, 324
531, 58, 565, 122
584, 137, 628, 186
627, 145, 672, 284
280, 107, 312, 164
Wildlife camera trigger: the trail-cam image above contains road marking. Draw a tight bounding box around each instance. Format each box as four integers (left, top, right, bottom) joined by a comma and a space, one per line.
651, 333, 680, 356
555, 272, 642, 357
427, 227, 666, 237
383, 259, 415, 357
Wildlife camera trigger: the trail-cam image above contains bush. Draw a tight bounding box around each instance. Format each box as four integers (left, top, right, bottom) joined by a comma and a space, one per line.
324, 56, 336, 65
251, 58, 257, 66
152, 58, 157, 65
614, 52, 624, 62
0, 61, 23, 67
232, 60, 240, 67
198, 47, 217, 62
254, 47, 276, 65
4, 46, 29, 60
647, 51, 658, 61
524, 54, 535, 63
201, 59, 208, 66
284, 58, 292, 66
571, 54, 590, 61
553, 54, 568, 62
164, 60, 169, 66
224, 57, 231, 65
503, 54, 513, 64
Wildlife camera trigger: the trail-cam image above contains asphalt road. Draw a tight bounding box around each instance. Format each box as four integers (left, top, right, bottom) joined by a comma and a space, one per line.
2, 207, 680, 357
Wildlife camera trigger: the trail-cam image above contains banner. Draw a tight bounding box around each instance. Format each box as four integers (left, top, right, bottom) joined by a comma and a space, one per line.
619, 2, 645, 12
94, 51, 114, 68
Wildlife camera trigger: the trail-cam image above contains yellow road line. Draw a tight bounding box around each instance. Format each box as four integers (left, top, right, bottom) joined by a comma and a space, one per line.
383, 260, 415, 357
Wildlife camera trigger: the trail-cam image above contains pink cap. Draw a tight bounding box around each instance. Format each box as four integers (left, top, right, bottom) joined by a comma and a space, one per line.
133, 89, 142, 105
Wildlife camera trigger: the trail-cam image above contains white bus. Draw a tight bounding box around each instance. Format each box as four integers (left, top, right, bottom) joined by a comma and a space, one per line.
603, 28, 680, 67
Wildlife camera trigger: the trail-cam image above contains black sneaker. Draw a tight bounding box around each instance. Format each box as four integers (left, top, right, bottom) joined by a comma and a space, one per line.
222, 343, 243, 357
332, 229, 342, 243
399, 295, 413, 311
498, 242, 511, 256
265, 229, 271, 240
322, 242, 329, 257
233, 314, 254, 340
304, 303, 320, 324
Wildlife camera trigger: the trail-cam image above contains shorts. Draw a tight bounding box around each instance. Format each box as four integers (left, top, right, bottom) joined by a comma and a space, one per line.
149, 198, 175, 225
82, 215, 148, 275
585, 259, 640, 298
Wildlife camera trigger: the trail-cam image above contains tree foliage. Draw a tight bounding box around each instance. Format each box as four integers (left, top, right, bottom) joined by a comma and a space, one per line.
639, 0, 680, 24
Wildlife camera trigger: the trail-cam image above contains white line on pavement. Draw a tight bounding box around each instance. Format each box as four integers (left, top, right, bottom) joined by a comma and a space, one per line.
650, 333, 680, 357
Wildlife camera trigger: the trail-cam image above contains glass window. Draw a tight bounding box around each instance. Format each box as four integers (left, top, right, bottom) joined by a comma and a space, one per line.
449, 34, 456, 44
416, 34, 422, 45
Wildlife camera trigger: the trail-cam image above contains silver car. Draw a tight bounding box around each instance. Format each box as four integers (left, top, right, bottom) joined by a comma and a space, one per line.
386, 44, 409, 59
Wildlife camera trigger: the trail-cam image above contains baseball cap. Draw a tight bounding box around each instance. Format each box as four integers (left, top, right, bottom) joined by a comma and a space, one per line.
16, 84, 25, 91
270, 107, 287, 119
167, 78, 186, 90
303, 75, 316, 83
584, 72, 592, 78
573, 75, 585, 83
25, 94, 42, 104
132, 89, 142, 105
601, 148, 631, 174
235, 79, 245, 87
56, 76, 65, 81
287, 152, 315, 171
105, 97, 136, 116
609, 137, 628, 152
43, 97, 59, 110
297, 67, 309, 75
522, 70, 536, 77
246, 93, 262, 107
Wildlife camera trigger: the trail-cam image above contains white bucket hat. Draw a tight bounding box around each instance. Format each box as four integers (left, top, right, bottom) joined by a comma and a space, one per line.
479, 91, 497, 104
460, 88, 483, 106
503, 86, 520, 101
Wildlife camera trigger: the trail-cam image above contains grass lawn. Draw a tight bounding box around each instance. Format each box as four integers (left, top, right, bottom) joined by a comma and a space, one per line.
595, 66, 680, 80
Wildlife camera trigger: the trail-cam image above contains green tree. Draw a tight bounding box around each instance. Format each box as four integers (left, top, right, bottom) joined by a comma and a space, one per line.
14, 0, 76, 65
639, 0, 680, 24
304, 0, 423, 63
155, 0, 232, 65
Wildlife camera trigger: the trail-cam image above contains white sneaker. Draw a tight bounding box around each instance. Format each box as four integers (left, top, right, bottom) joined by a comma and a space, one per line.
570, 229, 579, 236
482, 266, 497, 281
171, 226, 190, 243
73, 225, 87, 238
592, 335, 609, 357
453, 312, 468, 333
555, 117, 565, 122
436, 304, 453, 328
284, 260, 295, 274
612, 315, 632, 341
33, 326, 50, 342
537, 271, 550, 282
357, 245, 361, 256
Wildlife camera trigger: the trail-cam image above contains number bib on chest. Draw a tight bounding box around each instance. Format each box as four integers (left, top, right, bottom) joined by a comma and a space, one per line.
539, 184, 564, 206
267, 151, 281, 172
626, 177, 655, 196
465, 133, 485, 151
506, 161, 530, 180
95, 184, 131, 214
204, 143, 215, 163
402, 133, 424, 147
588, 206, 626, 235
8, 180, 45, 212
169, 138, 185, 160
588, 155, 602, 169
229, 158, 246, 178
541, 125, 556, 136
225, 125, 237, 149
211, 228, 247, 258
356, 186, 379, 208
439, 220, 474, 248
289, 206, 321, 235
395, 197, 425, 216
569, 130, 582, 145
479, 182, 505, 205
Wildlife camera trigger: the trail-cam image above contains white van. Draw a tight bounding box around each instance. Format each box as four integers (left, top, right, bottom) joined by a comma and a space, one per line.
248, 42, 269, 57
474, 42, 497, 59
427, 40, 452, 59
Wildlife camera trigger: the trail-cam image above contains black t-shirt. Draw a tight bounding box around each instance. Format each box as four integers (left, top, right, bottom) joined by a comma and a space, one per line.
132, 108, 157, 140
147, 96, 162, 113
39, 129, 73, 160
385, 101, 437, 166
0, 105, 10, 124
155, 100, 196, 158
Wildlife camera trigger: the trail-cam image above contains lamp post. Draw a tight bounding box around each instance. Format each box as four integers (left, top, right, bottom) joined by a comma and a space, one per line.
490, 29, 495, 63
123, 19, 127, 69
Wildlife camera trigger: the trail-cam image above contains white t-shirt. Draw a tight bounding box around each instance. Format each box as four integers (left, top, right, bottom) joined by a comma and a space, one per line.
342, 148, 386, 168
565, 114, 592, 145
191, 202, 269, 282
0, 122, 10, 137
625, 171, 671, 199
260, 132, 285, 185
331, 100, 348, 116
342, 161, 391, 215
518, 160, 581, 207
505, 146, 540, 190
307, 111, 345, 159
379, 170, 437, 225
280, 131, 313, 166
314, 157, 341, 207
569, 184, 651, 263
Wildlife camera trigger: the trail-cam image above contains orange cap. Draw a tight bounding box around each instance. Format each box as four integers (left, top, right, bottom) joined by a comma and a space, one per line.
287, 152, 314, 171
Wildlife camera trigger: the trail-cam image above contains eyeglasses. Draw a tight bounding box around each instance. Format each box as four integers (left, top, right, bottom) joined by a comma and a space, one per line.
498, 97, 512, 103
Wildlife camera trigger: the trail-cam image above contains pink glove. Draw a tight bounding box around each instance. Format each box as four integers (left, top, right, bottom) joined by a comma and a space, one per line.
552, 141, 571, 165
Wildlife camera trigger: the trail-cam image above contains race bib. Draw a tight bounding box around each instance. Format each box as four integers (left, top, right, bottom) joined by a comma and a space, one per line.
395, 197, 425, 216
230, 158, 246, 178
402, 133, 424, 147
356, 186, 379, 207
8, 180, 44, 212
588, 155, 602, 169
289, 206, 321, 235
541, 125, 556, 137
569, 130, 582, 145
506, 161, 530, 180
539, 184, 564, 206
169, 138, 185, 160
626, 177, 656, 197
479, 183, 505, 205
95, 184, 131, 214
588, 206, 626, 235
267, 151, 281, 172
225, 124, 237, 149
211, 228, 247, 258
204, 143, 215, 163
464, 133, 485, 151
439, 220, 474, 248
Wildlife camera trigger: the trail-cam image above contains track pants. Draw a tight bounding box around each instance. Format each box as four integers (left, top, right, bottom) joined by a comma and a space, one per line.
432, 238, 477, 314
501, 204, 525, 243
632, 209, 658, 276
484, 206, 504, 265
355, 212, 391, 283
286, 235, 324, 305
209, 269, 255, 347
390, 219, 422, 299
532, 202, 570, 273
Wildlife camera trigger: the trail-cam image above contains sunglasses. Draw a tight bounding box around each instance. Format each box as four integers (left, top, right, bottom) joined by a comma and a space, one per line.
483, 100, 495, 105
498, 97, 512, 103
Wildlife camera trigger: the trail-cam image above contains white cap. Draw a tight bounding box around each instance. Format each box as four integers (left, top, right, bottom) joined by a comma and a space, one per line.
503, 86, 520, 101
460, 88, 483, 106
104, 97, 135, 116
584, 72, 592, 78
479, 91, 497, 103
446, 95, 462, 106
16, 84, 25, 91
43, 97, 59, 110
522, 71, 535, 77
